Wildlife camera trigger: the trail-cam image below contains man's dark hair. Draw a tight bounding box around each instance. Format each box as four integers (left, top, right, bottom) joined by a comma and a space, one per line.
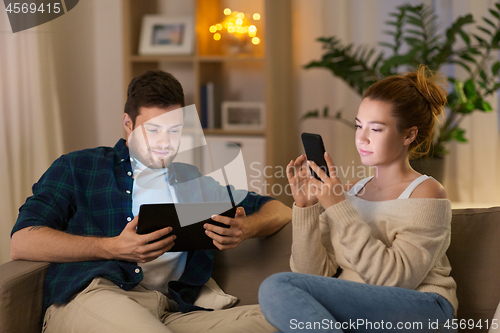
124, 70, 185, 126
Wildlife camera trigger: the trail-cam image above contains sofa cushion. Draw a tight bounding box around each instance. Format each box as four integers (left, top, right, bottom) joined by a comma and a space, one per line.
448, 207, 500, 330
212, 223, 292, 306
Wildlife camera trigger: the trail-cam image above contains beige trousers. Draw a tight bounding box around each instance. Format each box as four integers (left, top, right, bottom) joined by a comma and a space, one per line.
43, 277, 276, 333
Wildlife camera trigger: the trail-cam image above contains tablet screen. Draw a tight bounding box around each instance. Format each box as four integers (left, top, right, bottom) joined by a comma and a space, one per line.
137, 202, 237, 252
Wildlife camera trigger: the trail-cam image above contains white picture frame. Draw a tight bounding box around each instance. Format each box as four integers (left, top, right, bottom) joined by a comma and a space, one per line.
222, 101, 266, 131
139, 15, 194, 55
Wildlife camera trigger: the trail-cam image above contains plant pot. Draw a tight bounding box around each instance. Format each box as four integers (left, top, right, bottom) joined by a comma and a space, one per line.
410, 157, 445, 184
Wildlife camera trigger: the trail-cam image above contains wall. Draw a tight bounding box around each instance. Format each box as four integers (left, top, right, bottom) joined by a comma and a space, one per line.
46, 0, 125, 153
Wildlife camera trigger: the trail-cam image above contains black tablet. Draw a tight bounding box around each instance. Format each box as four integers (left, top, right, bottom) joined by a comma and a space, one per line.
136, 202, 237, 252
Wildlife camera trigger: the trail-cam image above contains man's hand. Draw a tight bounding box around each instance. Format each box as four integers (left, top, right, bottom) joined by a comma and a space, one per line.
106, 216, 176, 263
204, 207, 247, 250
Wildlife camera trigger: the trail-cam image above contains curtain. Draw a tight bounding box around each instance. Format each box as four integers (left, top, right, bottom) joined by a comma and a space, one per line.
293, 0, 500, 206
0, 10, 63, 264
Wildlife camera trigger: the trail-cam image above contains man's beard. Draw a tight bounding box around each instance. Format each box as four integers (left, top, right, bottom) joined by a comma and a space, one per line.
141, 147, 178, 170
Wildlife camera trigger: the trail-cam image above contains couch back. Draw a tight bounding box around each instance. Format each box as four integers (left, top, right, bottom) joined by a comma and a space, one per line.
213, 207, 500, 332
447, 207, 500, 331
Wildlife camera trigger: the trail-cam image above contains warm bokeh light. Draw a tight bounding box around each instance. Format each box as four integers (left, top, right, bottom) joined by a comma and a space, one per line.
209, 9, 261, 49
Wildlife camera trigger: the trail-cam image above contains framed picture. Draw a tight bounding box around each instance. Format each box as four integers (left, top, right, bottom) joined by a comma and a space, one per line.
139, 15, 194, 55
222, 101, 266, 131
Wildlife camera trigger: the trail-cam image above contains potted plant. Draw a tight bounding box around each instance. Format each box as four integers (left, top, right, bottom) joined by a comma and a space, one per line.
302, 3, 500, 181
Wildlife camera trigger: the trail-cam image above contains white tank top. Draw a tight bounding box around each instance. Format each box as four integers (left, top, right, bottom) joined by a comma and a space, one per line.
349, 175, 432, 199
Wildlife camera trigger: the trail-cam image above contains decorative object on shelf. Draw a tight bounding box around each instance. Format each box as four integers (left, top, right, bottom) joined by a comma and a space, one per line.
222, 101, 266, 131
139, 15, 194, 55
302, 2, 500, 160
208, 8, 261, 55
200, 82, 223, 129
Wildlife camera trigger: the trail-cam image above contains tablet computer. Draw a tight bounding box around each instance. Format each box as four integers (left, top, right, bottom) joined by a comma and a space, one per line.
136, 202, 237, 252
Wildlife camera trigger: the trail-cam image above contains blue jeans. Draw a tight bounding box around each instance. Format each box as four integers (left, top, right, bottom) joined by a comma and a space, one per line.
258, 272, 456, 333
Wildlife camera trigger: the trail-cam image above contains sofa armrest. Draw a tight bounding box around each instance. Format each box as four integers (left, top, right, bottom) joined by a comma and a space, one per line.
0, 260, 49, 333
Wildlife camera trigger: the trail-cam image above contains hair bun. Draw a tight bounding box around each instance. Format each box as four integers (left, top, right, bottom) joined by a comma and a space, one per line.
413, 65, 448, 116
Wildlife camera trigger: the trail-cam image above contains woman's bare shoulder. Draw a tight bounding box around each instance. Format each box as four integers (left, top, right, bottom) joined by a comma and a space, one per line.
410, 177, 448, 199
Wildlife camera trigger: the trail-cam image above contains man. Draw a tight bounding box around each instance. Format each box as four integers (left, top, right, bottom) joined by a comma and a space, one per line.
10, 70, 291, 332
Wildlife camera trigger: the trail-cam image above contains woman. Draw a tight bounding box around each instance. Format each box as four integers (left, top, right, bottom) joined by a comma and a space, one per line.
259, 65, 457, 333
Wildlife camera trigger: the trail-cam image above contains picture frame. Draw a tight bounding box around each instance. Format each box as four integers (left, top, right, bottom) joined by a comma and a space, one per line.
222, 101, 266, 131
139, 15, 194, 55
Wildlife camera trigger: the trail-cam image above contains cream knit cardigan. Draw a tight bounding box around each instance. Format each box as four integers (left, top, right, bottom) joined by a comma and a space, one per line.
290, 193, 458, 313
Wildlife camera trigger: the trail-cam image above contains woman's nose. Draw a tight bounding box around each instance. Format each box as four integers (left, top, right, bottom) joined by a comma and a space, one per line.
356, 129, 369, 144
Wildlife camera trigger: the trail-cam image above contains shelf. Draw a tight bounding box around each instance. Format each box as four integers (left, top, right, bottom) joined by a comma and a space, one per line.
129, 55, 264, 63
123, 0, 295, 205
203, 129, 265, 137
198, 55, 265, 62
130, 55, 196, 63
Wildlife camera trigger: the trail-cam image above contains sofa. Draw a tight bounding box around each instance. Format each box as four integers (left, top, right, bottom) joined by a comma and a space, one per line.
1, 206, 499, 333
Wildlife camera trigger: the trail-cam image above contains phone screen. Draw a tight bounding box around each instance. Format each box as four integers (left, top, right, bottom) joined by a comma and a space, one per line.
301, 132, 329, 181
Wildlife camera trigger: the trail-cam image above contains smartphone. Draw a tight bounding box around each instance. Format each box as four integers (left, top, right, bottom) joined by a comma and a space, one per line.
301, 132, 329, 181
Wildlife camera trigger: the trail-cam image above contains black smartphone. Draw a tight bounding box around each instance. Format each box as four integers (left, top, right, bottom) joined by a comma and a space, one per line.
301, 132, 329, 181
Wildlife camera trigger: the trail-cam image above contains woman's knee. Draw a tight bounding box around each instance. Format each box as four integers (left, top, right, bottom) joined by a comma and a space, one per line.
258, 272, 295, 305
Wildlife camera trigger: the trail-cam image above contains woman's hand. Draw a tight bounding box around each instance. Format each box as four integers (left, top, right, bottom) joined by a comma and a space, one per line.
307, 152, 346, 210
286, 154, 318, 207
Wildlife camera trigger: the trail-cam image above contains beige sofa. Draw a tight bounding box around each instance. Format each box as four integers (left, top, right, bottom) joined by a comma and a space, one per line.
1, 206, 499, 333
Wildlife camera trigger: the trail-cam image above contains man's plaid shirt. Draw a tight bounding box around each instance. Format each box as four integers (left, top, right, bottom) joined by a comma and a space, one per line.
12, 139, 273, 313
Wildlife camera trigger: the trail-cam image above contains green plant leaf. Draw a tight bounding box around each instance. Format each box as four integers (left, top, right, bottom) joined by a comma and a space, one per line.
458, 53, 477, 63
472, 34, 487, 45
322, 106, 329, 117
492, 31, 500, 48
463, 79, 477, 99
489, 9, 500, 19
478, 26, 493, 35
492, 61, 500, 75
449, 60, 472, 73
450, 127, 468, 142
453, 80, 467, 105
459, 30, 471, 45
379, 42, 395, 49
483, 17, 497, 28
480, 70, 488, 81
301, 110, 319, 119
475, 98, 493, 112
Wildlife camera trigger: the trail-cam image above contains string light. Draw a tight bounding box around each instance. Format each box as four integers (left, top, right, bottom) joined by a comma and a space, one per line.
208, 8, 261, 46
